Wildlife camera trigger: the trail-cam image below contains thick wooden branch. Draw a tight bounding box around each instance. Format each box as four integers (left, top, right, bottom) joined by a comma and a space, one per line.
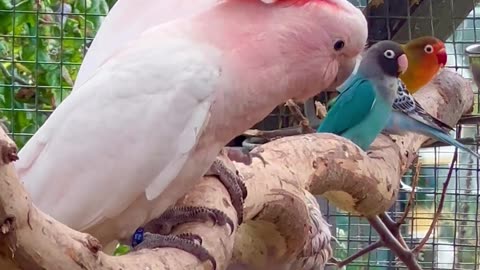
227, 69, 472, 268
0, 69, 473, 270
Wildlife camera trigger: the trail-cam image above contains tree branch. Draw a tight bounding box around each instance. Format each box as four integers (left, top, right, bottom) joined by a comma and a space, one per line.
230, 69, 473, 268
0, 69, 473, 270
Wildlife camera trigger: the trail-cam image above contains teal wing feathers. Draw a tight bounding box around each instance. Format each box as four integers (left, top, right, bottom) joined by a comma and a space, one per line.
317, 77, 376, 135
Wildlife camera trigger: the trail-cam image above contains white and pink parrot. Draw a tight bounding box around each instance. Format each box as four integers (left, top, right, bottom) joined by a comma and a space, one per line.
15, 0, 367, 265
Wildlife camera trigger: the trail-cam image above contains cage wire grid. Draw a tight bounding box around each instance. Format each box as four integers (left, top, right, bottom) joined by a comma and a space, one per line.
0, 0, 480, 269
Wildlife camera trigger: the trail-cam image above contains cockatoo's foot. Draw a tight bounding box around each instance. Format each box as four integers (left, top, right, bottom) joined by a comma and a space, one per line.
206, 158, 247, 224
133, 232, 216, 270
225, 146, 267, 166
144, 206, 235, 235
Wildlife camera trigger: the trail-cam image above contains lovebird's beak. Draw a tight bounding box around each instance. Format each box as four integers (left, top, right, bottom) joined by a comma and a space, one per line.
397, 54, 409, 74
436, 48, 447, 67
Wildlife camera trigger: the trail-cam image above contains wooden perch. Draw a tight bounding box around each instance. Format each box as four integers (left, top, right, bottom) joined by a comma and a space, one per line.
238, 71, 473, 217
0, 69, 473, 270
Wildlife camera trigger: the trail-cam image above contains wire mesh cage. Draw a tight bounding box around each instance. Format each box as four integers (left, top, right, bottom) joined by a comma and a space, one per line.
1, 0, 480, 269
325, 1, 480, 269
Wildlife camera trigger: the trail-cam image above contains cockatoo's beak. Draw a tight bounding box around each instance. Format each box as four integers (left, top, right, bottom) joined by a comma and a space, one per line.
328, 56, 359, 89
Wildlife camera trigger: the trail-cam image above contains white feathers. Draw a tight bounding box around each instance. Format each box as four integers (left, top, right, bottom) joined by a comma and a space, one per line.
74, 0, 224, 88
16, 30, 221, 230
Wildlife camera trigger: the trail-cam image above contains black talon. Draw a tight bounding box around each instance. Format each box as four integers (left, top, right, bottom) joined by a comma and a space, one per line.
144, 206, 235, 235
133, 232, 216, 270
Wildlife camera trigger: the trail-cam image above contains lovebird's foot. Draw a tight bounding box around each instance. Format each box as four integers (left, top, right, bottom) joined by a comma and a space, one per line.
366, 144, 392, 159
369, 144, 391, 152
144, 206, 234, 235
133, 232, 216, 270
380, 131, 398, 143
225, 146, 267, 166
206, 157, 247, 224
366, 150, 385, 160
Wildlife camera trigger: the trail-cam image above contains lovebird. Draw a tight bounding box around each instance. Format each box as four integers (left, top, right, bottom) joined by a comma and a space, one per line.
317, 40, 408, 150
398, 36, 447, 93
326, 36, 447, 110
14, 0, 368, 264
324, 37, 477, 160
385, 81, 480, 158
383, 38, 479, 159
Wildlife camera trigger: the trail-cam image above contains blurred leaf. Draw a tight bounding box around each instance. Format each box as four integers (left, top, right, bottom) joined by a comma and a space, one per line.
61, 65, 74, 86
0, 0, 14, 10
0, 38, 9, 58
75, 0, 92, 12
113, 244, 131, 256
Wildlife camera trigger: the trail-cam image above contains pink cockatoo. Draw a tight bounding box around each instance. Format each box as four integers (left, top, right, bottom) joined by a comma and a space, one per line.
15, 0, 367, 265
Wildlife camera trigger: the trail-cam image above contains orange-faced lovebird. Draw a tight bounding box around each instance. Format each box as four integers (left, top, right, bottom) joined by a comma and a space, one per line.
326, 36, 447, 110
399, 36, 447, 93
14, 0, 368, 264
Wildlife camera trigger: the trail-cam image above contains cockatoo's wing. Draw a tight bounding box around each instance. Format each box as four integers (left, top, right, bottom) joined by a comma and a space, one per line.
16, 28, 221, 230
392, 80, 453, 132
75, 0, 223, 88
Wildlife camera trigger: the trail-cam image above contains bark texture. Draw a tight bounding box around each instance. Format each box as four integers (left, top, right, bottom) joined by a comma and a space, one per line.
0, 69, 473, 270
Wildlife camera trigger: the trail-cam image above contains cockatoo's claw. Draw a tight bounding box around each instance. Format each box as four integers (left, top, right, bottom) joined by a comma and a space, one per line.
176, 232, 203, 245
133, 232, 216, 270
236, 172, 248, 200
225, 146, 268, 167
207, 159, 246, 225
145, 206, 235, 235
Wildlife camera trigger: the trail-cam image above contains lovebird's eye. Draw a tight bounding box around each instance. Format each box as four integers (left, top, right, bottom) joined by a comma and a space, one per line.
384, 49, 395, 59
424, 44, 434, 54
334, 40, 345, 51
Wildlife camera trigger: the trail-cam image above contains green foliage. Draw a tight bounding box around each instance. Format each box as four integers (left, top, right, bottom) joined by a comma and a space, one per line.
0, 0, 116, 148
113, 243, 131, 256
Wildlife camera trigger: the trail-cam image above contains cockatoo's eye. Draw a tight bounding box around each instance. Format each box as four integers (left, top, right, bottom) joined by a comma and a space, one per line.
384, 49, 395, 59
424, 44, 434, 54
334, 40, 345, 51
